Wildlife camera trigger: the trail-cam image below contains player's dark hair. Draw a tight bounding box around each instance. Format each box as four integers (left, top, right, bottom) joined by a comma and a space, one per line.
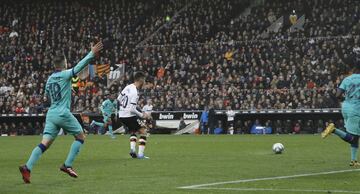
53, 54, 65, 68
134, 71, 145, 82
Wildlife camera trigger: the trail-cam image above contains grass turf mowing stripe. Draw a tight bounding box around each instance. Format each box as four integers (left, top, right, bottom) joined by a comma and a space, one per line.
178, 168, 360, 189
186, 187, 360, 193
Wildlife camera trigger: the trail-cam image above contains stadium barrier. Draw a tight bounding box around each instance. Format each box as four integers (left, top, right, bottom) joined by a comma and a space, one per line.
150, 109, 343, 134
0, 109, 342, 135
0, 113, 88, 126
217, 108, 342, 122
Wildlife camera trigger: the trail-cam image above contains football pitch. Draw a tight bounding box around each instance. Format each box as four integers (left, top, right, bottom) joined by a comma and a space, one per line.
1, 135, 360, 194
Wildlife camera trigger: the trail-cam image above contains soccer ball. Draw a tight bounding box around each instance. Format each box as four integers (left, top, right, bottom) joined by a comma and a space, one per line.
272, 143, 284, 154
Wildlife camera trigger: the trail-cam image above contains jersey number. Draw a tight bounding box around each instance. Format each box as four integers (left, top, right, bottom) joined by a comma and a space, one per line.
48, 83, 61, 101
120, 95, 128, 108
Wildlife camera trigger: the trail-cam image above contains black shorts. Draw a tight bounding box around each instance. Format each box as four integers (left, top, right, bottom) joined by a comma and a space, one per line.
119, 116, 142, 132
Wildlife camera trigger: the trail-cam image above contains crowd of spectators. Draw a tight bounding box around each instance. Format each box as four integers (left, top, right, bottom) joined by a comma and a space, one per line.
267, 0, 360, 43
144, 0, 250, 45
0, 121, 44, 136
137, 37, 353, 111
0, 0, 185, 115
134, 0, 359, 111
0, 0, 359, 134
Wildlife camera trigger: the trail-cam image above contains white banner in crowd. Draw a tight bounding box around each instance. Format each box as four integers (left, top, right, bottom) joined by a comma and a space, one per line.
107, 63, 125, 87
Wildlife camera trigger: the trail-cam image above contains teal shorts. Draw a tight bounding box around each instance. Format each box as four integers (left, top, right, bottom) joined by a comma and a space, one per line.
342, 103, 360, 135
43, 111, 83, 139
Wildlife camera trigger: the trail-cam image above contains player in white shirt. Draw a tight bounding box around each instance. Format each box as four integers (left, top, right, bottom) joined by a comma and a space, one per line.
226, 106, 236, 135
118, 72, 151, 159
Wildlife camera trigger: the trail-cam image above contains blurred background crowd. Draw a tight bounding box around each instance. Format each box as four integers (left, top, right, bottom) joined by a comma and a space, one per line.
1, 0, 359, 134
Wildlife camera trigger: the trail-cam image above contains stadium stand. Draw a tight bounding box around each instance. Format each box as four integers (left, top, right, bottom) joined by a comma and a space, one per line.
0, 0, 359, 134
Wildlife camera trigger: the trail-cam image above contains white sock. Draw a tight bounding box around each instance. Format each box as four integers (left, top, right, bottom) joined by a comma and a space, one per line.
130, 135, 137, 153
138, 145, 145, 157
130, 141, 136, 153
138, 136, 147, 157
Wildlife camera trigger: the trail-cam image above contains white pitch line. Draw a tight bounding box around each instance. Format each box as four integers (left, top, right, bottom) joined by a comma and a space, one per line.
178, 168, 360, 189
189, 187, 360, 193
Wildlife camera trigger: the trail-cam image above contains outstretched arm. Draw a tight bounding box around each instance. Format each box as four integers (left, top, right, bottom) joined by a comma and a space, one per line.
72, 42, 103, 76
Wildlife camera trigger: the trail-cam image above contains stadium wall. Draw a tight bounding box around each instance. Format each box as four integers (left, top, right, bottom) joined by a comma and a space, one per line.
0, 109, 342, 134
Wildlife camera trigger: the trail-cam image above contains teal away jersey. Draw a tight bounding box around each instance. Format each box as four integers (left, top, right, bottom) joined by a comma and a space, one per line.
339, 74, 360, 105
101, 99, 117, 115
45, 51, 95, 113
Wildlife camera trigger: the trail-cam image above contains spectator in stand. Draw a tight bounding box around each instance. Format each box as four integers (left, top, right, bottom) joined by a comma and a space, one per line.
265, 120, 272, 134
283, 120, 292, 134
293, 120, 301, 134
251, 119, 262, 134
235, 120, 244, 134
316, 120, 324, 134
303, 120, 314, 133
17, 122, 26, 135
34, 121, 43, 135
2, 123, 9, 136
243, 121, 251, 134
335, 119, 345, 131
15, 102, 26, 114
27, 102, 37, 114
9, 122, 17, 136
275, 120, 283, 134
25, 123, 35, 135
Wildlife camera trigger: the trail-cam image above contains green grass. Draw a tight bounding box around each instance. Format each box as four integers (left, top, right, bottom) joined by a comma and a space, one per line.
0, 134, 359, 194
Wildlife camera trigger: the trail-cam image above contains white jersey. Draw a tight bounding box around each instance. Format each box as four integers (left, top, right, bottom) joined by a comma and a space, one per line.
226, 110, 235, 121
118, 84, 140, 118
